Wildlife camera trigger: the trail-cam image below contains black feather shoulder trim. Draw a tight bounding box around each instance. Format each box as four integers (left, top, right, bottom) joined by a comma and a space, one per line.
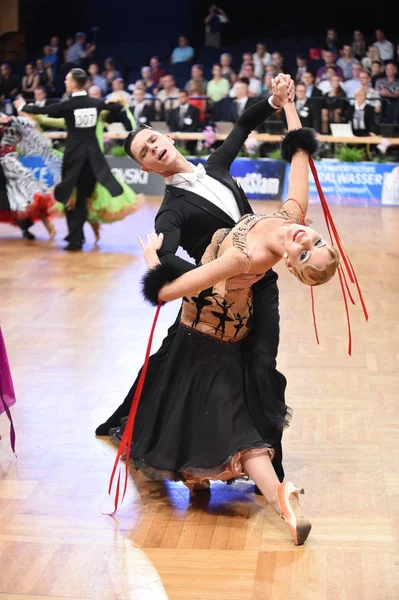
141, 263, 181, 306
280, 128, 319, 163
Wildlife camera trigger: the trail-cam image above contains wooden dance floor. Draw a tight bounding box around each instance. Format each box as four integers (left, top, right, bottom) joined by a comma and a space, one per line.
0, 198, 398, 599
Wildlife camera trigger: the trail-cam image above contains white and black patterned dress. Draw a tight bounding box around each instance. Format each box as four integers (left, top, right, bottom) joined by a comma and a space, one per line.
0, 117, 56, 222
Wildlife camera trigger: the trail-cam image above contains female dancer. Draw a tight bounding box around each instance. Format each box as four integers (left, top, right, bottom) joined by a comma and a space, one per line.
114, 100, 339, 546
0, 114, 55, 239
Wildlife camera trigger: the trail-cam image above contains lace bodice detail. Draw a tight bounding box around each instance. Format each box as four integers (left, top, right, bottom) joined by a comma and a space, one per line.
229, 210, 300, 272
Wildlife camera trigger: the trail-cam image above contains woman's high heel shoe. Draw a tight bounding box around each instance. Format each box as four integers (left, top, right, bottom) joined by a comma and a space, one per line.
276, 482, 312, 546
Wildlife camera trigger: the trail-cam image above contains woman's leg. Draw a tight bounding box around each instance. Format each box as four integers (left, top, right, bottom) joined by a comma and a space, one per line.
242, 453, 281, 513
243, 453, 312, 545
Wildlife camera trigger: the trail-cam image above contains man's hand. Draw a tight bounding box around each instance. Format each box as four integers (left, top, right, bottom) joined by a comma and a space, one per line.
0, 115, 11, 124
65, 196, 77, 211
270, 74, 295, 108
13, 96, 25, 111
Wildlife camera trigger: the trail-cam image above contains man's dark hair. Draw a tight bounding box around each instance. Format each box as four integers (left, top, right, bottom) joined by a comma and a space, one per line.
372, 60, 383, 66
178, 89, 188, 95
69, 68, 87, 88
36, 85, 47, 93
123, 124, 152, 161
238, 76, 250, 86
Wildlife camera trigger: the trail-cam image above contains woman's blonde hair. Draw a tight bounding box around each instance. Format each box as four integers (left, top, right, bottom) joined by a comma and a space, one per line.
291, 244, 340, 286
108, 91, 130, 109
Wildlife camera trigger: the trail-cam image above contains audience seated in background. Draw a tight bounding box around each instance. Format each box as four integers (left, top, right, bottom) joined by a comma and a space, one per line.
206, 63, 230, 103
49, 36, 63, 69
357, 70, 381, 114
106, 78, 131, 105
156, 74, 180, 117
170, 36, 194, 64
261, 73, 273, 98
271, 51, 284, 71
0, 62, 20, 100
187, 80, 207, 122
362, 46, 381, 73
294, 55, 308, 83
316, 50, 344, 84
375, 62, 399, 123
229, 78, 258, 123
33, 85, 54, 107
21, 63, 39, 99
346, 87, 379, 135
322, 74, 348, 133
343, 63, 362, 98
371, 60, 385, 87
141, 66, 158, 95
352, 30, 366, 60
103, 58, 121, 93
230, 64, 261, 97
42, 45, 58, 78
185, 64, 207, 95
168, 89, 200, 133
291, 82, 321, 131
88, 63, 107, 95
150, 56, 165, 85
324, 28, 339, 54
374, 29, 394, 62
253, 42, 272, 79
88, 85, 102, 99
337, 44, 360, 80
64, 32, 95, 69
220, 53, 236, 85
131, 87, 155, 125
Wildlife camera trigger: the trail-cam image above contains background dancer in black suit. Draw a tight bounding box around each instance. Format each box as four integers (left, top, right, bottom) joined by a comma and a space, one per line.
15, 68, 123, 251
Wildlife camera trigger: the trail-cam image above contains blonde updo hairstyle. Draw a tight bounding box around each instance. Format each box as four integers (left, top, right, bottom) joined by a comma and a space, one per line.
289, 243, 340, 286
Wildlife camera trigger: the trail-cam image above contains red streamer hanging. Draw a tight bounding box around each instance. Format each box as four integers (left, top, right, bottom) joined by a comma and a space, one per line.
106, 300, 163, 516
308, 157, 368, 355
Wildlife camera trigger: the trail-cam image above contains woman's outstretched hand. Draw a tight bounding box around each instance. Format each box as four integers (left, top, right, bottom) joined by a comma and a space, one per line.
137, 232, 163, 269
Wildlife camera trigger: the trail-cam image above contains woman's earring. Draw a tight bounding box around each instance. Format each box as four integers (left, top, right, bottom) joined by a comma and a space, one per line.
283, 252, 288, 259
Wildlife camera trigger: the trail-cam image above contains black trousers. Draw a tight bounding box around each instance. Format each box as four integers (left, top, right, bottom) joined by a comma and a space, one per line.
65, 161, 96, 247
97, 269, 285, 482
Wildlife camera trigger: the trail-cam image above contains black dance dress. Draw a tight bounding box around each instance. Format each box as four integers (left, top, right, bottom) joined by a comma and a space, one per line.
113, 211, 295, 491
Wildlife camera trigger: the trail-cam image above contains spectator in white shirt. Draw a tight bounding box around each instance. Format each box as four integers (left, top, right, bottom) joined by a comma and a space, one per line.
252, 42, 272, 79
357, 70, 381, 114
156, 74, 180, 118
343, 63, 362, 98
374, 29, 394, 62
230, 64, 261, 97
318, 67, 344, 94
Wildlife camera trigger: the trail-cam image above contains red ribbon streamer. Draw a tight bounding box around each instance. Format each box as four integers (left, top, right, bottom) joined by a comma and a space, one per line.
106, 300, 163, 515
308, 157, 368, 355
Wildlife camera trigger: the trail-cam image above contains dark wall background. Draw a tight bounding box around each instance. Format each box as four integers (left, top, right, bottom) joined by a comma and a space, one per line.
18, 0, 397, 57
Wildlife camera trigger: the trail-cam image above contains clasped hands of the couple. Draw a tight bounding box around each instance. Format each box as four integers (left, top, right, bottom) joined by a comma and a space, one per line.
270, 73, 295, 108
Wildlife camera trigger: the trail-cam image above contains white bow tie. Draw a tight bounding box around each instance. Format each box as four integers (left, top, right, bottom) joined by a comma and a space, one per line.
183, 162, 206, 186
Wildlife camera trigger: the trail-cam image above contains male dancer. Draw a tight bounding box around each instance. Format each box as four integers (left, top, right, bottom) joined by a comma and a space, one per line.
97, 75, 294, 485
14, 68, 123, 251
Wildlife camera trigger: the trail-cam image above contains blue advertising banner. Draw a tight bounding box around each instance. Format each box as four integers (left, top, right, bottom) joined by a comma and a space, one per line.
190, 157, 286, 200
283, 160, 399, 206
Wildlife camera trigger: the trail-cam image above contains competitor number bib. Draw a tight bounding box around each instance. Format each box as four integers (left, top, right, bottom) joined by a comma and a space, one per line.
74, 108, 97, 128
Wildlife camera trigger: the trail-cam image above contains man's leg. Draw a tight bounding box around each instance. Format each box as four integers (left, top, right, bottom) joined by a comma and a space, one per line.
16, 218, 35, 240
65, 162, 95, 250
243, 270, 286, 483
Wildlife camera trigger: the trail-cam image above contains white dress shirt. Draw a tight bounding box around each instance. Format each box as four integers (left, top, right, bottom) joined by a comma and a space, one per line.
165, 162, 241, 223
